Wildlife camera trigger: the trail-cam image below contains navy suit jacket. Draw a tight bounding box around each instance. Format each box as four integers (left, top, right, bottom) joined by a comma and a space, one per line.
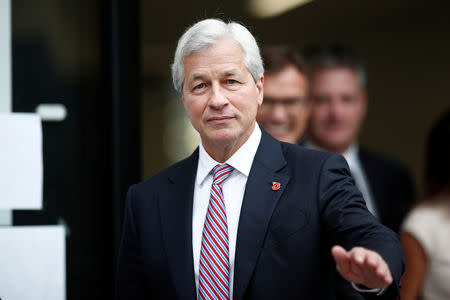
115, 129, 404, 299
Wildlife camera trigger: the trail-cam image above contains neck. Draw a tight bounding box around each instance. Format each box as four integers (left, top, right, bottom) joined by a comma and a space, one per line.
202, 123, 255, 163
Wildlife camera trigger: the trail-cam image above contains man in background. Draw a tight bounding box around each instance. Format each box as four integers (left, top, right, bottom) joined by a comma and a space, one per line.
256, 46, 310, 144
304, 44, 415, 233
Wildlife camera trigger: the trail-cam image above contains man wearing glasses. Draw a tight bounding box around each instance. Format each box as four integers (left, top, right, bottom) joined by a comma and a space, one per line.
256, 46, 310, 144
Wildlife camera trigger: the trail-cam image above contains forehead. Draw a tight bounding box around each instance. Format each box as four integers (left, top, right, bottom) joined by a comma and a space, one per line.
182, 39, 247, 78
311, 67, 360, 92
264, 65, 307, 96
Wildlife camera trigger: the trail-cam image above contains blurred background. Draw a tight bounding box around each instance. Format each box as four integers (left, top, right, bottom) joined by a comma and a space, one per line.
3, 0, 449, 299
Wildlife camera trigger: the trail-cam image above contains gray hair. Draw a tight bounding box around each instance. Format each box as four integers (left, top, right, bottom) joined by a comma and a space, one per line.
304, 44, 367, 89
171, 18, 264, 94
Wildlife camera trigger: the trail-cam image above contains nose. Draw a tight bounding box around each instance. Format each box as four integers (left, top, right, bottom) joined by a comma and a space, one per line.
269, 104, 288, 123
329, 98, 345, 118
208, 84, 228, 109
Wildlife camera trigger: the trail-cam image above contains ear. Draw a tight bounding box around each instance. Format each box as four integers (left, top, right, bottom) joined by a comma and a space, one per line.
256, 74, 264, 106
181, 92, 190, 117
180, 87, 186, 105
360, 90, 368, 118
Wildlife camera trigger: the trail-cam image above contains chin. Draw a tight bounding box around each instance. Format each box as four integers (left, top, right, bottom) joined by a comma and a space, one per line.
207, 130, 238, 144
326, 140, 351, 152
266, 130, 285, 139
277, 136, 294, 143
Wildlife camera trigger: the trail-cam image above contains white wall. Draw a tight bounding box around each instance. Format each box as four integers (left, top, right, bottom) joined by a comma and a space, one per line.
0, 0, 12, 224
0, 0, 11, 113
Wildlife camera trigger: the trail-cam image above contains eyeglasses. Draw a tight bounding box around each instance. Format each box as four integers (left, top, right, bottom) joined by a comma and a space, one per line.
261, 97, 307, 109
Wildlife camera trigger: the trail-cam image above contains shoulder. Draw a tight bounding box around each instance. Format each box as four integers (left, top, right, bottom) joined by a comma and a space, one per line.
403, 204, 441, 225
359, 146, 415, 192
281, 142, 350, 171
405, 199, 450, 223
274, 142, 355, 189
401, 202, 449, 254
255, 130, 349, 175
359, 146, 410, 176
130, 150, 198, 197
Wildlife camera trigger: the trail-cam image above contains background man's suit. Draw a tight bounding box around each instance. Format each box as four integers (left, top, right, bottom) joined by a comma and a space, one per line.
116, 130, 404, 299
358, 147, 415, 232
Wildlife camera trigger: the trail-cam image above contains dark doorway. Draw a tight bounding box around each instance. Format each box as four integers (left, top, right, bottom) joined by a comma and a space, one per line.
11, 0, 140, 298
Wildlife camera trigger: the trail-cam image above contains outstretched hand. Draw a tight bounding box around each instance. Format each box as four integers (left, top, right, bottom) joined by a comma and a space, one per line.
331, 245, 393, 289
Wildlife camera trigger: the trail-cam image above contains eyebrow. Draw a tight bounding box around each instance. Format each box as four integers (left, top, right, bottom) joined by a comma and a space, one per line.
221, 69, 240, 77
187, 69, 242, 84
189, 74, 207, 83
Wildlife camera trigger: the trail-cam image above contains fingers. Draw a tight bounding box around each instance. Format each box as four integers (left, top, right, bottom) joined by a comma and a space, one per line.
366, 251, 379, 268
349, 248, 366, 279
331, 245, 349, 262
356, 249, 392, 285
332, 245, 359, 283
375, 258, 393, 285
349, 246, 375, 265
331, 245, 351, 275
331, 245, 393, 289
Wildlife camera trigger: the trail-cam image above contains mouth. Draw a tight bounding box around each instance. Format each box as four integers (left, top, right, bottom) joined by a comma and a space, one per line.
323, 121, 346, 131
207, 116, 234, 124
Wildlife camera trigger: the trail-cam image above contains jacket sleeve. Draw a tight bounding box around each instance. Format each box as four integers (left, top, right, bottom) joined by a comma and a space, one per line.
318, 153, 405, 299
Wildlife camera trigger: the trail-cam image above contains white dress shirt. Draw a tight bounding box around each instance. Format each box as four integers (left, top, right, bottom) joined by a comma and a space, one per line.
192, 124, 261, 299
304, 141, 378, 217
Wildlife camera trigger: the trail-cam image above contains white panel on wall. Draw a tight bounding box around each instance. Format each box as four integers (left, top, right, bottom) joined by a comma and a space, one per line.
0, 0, 11, 113
0, 113, 43, 209
0, 226, 66, 300
0, 0, 13, 224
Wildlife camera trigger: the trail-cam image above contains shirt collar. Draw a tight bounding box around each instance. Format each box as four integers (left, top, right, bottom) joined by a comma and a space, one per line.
197, 124, 262, 185
341, 143, 359, 169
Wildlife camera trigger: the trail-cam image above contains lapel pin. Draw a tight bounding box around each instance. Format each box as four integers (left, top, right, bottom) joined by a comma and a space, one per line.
272, 182, 281, 191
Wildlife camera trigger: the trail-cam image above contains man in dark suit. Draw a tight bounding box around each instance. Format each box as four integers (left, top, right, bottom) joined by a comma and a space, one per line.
116, 19, 404, 299
304, 45, 415, 233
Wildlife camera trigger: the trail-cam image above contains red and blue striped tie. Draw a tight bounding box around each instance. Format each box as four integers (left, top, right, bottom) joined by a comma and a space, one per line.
198, 164, 234, 300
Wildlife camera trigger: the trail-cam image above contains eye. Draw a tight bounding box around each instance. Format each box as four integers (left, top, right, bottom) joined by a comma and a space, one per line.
194, 83, 206, 90
227, 79, 237, 85
342, 95, 355, 103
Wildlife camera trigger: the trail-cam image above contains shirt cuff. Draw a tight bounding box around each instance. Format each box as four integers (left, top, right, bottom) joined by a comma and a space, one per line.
351, 283, 387, 296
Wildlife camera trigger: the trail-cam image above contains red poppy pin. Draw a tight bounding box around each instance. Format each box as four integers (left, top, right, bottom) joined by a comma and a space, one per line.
272, 182, 281, 191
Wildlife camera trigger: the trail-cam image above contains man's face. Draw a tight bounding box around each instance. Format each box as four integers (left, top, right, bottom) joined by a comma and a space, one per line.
257, 65, 309, 144
182, 39, 263, 153
308, 68, 367, 153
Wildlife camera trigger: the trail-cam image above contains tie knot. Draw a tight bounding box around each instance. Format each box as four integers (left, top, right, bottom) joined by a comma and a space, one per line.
212, 164, 234, 187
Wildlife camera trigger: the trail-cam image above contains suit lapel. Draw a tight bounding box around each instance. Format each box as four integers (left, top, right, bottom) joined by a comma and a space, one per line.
159, 150, 198, 300
233, 131, 290, 300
